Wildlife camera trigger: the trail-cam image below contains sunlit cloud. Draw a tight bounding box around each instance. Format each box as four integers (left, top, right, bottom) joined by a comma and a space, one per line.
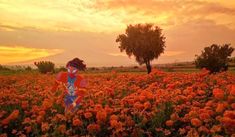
0, 0, 234, 32
0, 46, 63, 64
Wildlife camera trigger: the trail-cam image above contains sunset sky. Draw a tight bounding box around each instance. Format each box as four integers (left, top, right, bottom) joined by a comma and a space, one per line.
0, 0, 235, 67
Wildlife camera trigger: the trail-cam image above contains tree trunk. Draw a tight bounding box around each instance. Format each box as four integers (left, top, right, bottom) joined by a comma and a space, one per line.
145, 61, 152, 74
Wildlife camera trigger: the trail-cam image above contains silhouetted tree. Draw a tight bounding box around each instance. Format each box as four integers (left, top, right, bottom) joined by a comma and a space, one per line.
116, 23, 166, 74
195, 44, 234, 73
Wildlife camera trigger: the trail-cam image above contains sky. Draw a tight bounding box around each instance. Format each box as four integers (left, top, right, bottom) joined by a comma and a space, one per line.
0, 0, 235, 67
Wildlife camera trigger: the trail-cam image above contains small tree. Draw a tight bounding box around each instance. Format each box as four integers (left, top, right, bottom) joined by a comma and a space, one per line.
34, 61, 55, 74
195, 44, 234, 73
116, 23, 166, 74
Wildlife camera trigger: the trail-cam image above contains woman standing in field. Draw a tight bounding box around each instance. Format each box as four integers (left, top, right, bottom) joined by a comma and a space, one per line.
51, 58, 87, 113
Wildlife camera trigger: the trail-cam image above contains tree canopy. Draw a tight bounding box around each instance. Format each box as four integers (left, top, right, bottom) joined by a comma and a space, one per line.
195, 44, 234, 73
116, 23, 166, 74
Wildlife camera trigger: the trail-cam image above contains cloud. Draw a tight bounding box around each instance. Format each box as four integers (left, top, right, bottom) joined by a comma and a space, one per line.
162, 51, 184, 57
0, 46, 63, 64
108, 53, 127, 57
1, 0, 234, 33
89, 0, 235, 29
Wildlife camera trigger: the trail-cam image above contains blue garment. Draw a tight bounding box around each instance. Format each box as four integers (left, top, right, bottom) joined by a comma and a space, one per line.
64, 76, 79, 112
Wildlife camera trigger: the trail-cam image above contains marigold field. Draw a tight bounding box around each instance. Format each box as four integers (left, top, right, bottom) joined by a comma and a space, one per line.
0, 69, 235, 137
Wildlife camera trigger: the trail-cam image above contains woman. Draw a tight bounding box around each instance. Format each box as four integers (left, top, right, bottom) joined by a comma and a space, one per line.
52, 58, 87, 113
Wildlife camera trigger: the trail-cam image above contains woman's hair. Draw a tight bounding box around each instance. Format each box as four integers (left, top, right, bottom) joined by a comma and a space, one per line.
66, 58, 86, 71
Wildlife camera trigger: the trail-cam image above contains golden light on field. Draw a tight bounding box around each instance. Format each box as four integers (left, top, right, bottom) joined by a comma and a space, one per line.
0, 46, 63, 64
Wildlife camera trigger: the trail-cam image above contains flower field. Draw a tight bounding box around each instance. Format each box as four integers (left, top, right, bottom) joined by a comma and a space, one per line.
0, 69, 235, 137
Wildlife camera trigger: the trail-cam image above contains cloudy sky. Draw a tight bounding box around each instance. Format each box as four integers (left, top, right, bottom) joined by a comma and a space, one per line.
0, 0, 235, 67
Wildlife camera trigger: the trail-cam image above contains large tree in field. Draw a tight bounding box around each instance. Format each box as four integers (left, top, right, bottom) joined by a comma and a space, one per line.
195, 44, 234, 73
116, 23, 166, 74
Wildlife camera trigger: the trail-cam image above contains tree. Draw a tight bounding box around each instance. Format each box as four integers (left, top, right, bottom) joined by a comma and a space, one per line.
195, 44, 234, 73
116, 23, 166, 74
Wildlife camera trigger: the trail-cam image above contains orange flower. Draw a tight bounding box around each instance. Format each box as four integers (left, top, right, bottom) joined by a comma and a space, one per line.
199, 113, 210, 121
24, 126, 32, 133
170, 113, 179, 121
188, 110, 198, 118
110, 120, 123, 131
84, 112, 92, 119
21, 101, 28, 110
230, 85, 235, 96
231, 103, 235, 110
1, 109, 19, 125
39, 111, 46, 116
87, 124, 101, 133
191, 118, 202, 127
197, 90, 205, 95
198, 126, 209, 133
57, 124, 66, 134
96, 110, 107, 123
213, 88, 224, 100
165, 120, 174, 127
223, 110, 235, 119
110, 114, 119, 121
210, 125, 221, 133
36, 116, 43, 124
22, 117, 31, 125
73, 118, 83, 126
125, 116, 135, 127
41, 122, 49, 132
216, 103, 226, 113
143, 101, 151, 109
42, 98, 53, 110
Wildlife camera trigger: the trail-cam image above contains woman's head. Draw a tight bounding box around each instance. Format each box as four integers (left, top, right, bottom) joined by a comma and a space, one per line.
66, 58, 86, 76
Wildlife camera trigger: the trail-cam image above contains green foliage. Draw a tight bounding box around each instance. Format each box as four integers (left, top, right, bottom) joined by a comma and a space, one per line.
116, 23, 166, 74
34, 61, 55, 74
195, 44, 234, 73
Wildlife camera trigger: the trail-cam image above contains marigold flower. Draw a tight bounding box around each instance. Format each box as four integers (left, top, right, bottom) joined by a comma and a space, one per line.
230, 85, 235, 96
166, 120, 174, 126
84, 112, 92, 119
216, 103, 226, 113
198, 126, 209, 133
1, 109, 19, 125
96, 110, 107, 123
87, 123, 100, 133
170, 113, 179, 121
24, 126, 32, 133
21, 101, 28, 110
41, 122, 49, 132
191, 118, 202, 127
57, 124, 66, 134
197, 90, 206, 95
110, 114, 119, 121
223, 110, 235, 119
213, 88, 224, 100
199, 113, 210, 121
73, 118, 83, 126
143, 101, 151, 109
210, 125, 221, 133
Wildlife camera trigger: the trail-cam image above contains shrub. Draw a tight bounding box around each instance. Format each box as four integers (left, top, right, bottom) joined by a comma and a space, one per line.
0, 65, 10, 71
34, 61, 55, 74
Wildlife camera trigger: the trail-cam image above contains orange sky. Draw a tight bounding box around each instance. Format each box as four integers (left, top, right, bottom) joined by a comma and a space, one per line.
0, 0, 235, 67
